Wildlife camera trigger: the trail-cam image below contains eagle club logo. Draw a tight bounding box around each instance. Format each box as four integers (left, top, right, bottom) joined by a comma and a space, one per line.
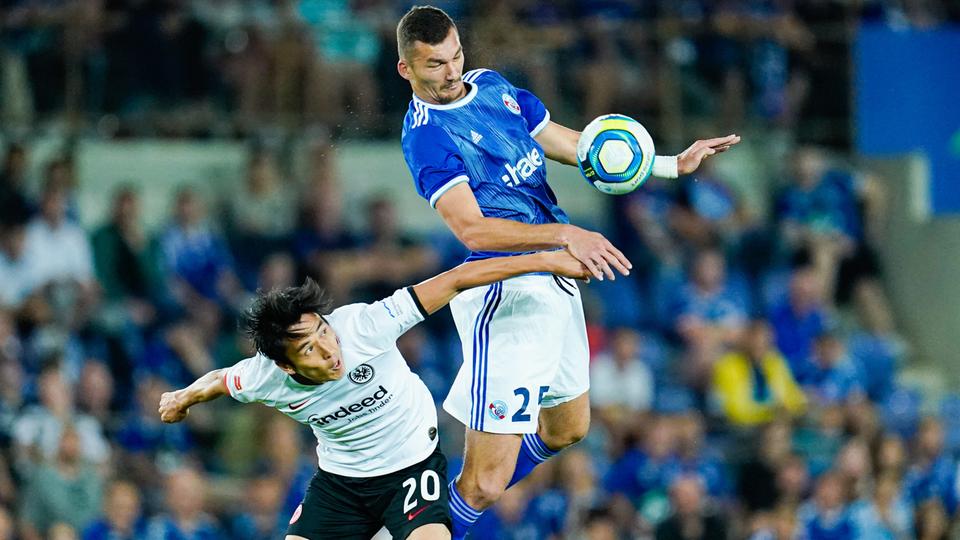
349, 363, 375, 384
502, 93, 521, 114
488, 400, 508, 420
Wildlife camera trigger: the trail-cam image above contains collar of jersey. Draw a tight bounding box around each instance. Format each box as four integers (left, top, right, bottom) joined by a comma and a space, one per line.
412, 82, 477, 110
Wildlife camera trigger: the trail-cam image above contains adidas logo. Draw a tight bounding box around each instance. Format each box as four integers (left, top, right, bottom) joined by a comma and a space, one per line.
470, 130, 483, 144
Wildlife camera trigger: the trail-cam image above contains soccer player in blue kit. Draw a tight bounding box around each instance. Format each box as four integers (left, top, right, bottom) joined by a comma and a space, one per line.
397, 6, 741, 538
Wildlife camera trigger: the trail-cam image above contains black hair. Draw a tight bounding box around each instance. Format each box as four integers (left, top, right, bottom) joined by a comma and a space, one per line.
397, 5, 456, 57
242, 278, 333, 365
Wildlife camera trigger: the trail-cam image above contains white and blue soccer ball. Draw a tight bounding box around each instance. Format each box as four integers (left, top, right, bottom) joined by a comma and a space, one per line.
576, 114, 656, 195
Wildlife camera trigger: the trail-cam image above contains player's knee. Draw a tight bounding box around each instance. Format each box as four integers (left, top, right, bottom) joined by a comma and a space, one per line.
540, 417, 590, 450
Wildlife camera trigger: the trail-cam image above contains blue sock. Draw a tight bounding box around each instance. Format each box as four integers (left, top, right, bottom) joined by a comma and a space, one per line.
507, 433, 559, 488
449, 480, 482, 540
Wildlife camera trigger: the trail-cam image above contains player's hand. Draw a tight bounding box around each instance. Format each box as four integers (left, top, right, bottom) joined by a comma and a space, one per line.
543, 250, 592, 281
677, 134, 741, 175
562, 225, 631, 281
158, 391, 189, 423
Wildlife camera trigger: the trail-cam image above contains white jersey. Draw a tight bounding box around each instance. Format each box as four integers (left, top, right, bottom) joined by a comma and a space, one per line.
223, 288, 438, 477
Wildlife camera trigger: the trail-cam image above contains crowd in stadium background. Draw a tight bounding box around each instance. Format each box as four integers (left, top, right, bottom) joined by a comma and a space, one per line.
2, 1, 960, 539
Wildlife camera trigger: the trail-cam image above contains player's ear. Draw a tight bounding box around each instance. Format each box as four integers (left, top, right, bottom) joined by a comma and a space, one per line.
274, 359, 297, 376
397, 59, 412, 81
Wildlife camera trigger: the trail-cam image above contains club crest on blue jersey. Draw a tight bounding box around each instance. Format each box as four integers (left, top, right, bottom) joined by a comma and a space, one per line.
501, 93, 521, 114
349, 364, 375, 384
487, 400, 508, 420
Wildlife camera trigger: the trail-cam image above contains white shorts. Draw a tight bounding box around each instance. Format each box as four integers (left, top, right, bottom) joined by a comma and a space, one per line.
442, 273, 590, 434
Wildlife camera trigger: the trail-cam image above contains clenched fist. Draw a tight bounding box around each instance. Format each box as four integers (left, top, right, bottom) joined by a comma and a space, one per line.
158, 391, 189, 423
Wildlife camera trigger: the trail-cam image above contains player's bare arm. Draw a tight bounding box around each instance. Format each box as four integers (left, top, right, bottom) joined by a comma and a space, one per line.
159, 368, 229, 423
534, 121, 742, 175
435, 183, 631, 281
412, 250, 591, 315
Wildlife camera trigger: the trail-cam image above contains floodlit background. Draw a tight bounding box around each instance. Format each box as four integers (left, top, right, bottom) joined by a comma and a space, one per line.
1, 1, 960, 539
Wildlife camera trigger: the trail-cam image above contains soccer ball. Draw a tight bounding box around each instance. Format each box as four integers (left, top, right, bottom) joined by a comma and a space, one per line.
577, 114, 656, 195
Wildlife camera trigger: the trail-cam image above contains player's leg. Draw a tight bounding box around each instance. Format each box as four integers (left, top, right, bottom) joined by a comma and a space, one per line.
540, 276, 591, 445
507, 276, 591, 488
442, 277, 568, 538
286, 469, 382, 540
380, 447, 452, 540
407, 524, 451, 539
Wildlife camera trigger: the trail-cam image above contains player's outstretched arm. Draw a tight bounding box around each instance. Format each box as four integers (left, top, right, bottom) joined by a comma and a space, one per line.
436, 184, 631, 281
159, 368, 229, 423
411, 250, 590, 315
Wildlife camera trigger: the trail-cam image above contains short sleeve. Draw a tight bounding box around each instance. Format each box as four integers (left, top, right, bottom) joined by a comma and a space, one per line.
402, 125, 470, 208
515, 87, 550, 136
222, 355, 275, 404
333, 288, 427, 356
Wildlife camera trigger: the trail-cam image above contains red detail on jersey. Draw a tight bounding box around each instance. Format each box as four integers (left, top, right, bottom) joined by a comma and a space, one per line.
233, 375, 242, 392
289, 504, 302, 524
408, 505, 430, 521
289, 399, 310, 411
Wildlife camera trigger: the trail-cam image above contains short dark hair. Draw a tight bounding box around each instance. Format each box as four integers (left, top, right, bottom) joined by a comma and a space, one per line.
397, 5, 456, 57
242, 278, 333, 365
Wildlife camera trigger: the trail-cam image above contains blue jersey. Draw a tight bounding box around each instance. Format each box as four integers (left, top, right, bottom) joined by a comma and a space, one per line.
401, 68, 569, 260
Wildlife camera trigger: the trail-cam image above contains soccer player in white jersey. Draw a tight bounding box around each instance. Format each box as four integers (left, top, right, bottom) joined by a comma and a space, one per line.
157, 250, 590, 540
396, 6, 740, 538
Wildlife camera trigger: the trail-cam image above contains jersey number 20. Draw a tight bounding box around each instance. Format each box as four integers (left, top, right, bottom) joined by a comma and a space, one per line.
402, 470, 441, 514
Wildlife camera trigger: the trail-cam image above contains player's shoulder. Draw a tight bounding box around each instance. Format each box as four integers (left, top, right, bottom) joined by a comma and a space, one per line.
463, 68, 508, 87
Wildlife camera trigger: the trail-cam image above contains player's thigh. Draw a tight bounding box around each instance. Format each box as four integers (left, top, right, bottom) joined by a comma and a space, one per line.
380, 448, 451, 539
445, 278, 569, 434
541, 278, 591, 410
407, 524, 451, 540
287, 470, 382, 540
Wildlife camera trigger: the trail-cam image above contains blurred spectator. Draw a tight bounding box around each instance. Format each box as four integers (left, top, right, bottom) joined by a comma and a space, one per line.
797, 471, 854, 539
76, 361, 114, 425
156, 187, 246, 312
605, 416, 678, 504
738, 421, 794, 515
915, 499, 951, 540
775, 453, 811, 509
801, 331, 866, 405
874, 434, 907, 479
834, 438, 873, 499
91, 186, 156, 327
114, 376, 192, 485
655, 474, 727, 540
145, 467, 222, 540
556, 449, 604, 531
0, 201, 35, 312
581, 506, 619, 540
849, 472, 913, 539
292, 177, 358, 295
671, 162, 750, 251
471, 483, 542, 539
13, 364, 110, 467
768, 266, 829, 376
226, 475, 287, 540
777, 147, 887, 307
19, 427, 103, 540
345, 195, 439, 303
712, 319, 806, 427
227, 149, 296, 275
590, 327, 654, 424
397, 327, 452, 406
21, 177, 99, 326
672, 413, 729, 499
903, 418, 957, 512
82, 480, 146, 540
673, 248, 747, 389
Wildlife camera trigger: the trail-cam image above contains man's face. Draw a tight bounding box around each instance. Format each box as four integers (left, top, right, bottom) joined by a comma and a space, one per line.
282, 312, 345, 383
398, 28, 466, 105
